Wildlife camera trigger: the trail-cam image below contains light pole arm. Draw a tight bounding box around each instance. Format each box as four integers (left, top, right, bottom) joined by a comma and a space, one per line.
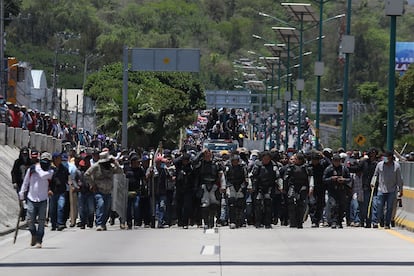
259, 12, 295, 28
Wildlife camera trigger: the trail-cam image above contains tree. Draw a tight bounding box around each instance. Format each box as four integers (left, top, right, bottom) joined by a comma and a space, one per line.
85, 63, 205, 148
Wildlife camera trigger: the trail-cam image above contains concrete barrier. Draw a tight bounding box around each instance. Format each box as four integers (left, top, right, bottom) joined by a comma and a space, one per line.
47, 136, 54, 153
22, 130, 30, 148
40, 134, 48, 152
6, 127, 14, 146
35, 133, 42, 151
29, 131, 36, 148
0, 125, 65, 153
55, 139, 62, 153
0, 123, 6, 145
14, 128, 22, 148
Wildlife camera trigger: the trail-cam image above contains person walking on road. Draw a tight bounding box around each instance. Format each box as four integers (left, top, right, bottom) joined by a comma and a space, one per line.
323, 154, 351, 229
84, 151, 123, 231
359, 148, 379, 228
250, 151, 282, 229
11, 147, 32, 221
19, 152, 54, 248
49, 152, 70, 231
371, 151, 403, 229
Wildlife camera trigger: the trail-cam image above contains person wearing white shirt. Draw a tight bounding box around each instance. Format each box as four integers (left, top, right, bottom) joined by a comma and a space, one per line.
371, 151, 404, 229
19, 152, 54, 248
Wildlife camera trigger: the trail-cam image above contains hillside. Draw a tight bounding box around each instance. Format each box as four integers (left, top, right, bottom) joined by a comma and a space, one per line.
3, 0, 414, 92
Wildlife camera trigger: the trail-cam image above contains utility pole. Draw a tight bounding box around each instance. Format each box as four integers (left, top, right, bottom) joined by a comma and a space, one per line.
0, 0, 5, 98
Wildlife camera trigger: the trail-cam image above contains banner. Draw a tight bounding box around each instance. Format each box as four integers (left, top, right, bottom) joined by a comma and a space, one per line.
396, 42, 414, 74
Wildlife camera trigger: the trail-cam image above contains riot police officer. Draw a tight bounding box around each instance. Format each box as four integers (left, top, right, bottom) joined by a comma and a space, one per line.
308, 151, 326, 227
250, 151, 282, 229
323, 153, 351, 228
193, 149, 225, 229
174, 153, 194, 229
225, 154, 248, 229
284, 153, 313, 229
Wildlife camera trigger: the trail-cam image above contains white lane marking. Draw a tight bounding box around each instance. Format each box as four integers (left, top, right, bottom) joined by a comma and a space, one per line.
201, 245, 220, 255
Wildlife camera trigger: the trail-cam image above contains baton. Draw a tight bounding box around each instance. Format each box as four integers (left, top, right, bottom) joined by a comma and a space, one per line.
13, 201, 23, 244
367, 175, 377, 219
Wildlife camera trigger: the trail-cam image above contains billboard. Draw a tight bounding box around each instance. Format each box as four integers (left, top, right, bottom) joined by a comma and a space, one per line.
396, 42, 414, 74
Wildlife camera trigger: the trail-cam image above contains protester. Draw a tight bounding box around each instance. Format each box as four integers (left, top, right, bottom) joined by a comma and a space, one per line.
19, 152, 54, 248
84, 151, 123, 231
371, 151, 404, 229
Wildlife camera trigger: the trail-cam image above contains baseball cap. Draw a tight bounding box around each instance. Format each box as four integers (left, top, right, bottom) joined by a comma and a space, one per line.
61, 153, 69, 161
40, 152, 52, 161
99, 151, 113, 163
31, 149, 39, 158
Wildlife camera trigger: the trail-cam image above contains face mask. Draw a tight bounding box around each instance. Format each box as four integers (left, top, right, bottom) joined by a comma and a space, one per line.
383, 157, 388, 163
22, 155, 29, 163
40, 160, 51, 171
62, 161, 69, 168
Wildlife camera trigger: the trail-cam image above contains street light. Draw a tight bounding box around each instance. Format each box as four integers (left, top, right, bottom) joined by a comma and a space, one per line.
341, 0, 355, 150
273, 26, 298, 151
262, 7, 344, 149
282, 2, 318, 150
385, 0, 404, 151
0, 0, 4, 98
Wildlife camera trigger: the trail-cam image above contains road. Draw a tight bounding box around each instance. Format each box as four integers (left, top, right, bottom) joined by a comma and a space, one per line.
1, 221, 414, 276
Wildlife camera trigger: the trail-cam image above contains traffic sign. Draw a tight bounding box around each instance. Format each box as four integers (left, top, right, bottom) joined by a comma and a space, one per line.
311, 101, 344, 115
354, 134, 366, 146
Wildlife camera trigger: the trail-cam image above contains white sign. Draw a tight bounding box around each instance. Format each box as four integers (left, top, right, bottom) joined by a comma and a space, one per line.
311, 101, 343, 115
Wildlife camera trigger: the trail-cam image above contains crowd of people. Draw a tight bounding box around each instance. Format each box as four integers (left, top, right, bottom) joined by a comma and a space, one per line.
193, 107, 313, 152
12, 142, 404, 248
5, 104, 404, 249
0, 95, 112, 150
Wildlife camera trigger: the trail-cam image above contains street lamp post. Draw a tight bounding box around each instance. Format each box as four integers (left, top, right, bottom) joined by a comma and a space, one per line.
262, 8, 344, 150
341, 0, 353, 150
313, 1, 345, 150
273, 27, 297, 151
0, 0, 4, 98
315, 0, 324, 150
281, 2, 318, 151
385, 0, 404, 151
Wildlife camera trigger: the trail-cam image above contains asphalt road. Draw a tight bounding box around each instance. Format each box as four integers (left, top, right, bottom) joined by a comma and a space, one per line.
1, 221, 414, 276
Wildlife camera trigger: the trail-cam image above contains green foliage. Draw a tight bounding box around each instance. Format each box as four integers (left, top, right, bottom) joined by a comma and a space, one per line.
85, 63, 204, 148
5, 0, 414, 150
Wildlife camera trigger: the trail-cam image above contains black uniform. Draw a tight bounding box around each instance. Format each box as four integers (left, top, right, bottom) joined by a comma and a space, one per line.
11, 147, 31, 220
193, 152, 223, 229
284, 163, 311, 228
251, 159, 280, 228
125, 163, 146, 228
225, 160, 248, 228
323, 161, 351, 228
309, 156, 327, 227
359, 154, 378, 227
174, 155, 194, 228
